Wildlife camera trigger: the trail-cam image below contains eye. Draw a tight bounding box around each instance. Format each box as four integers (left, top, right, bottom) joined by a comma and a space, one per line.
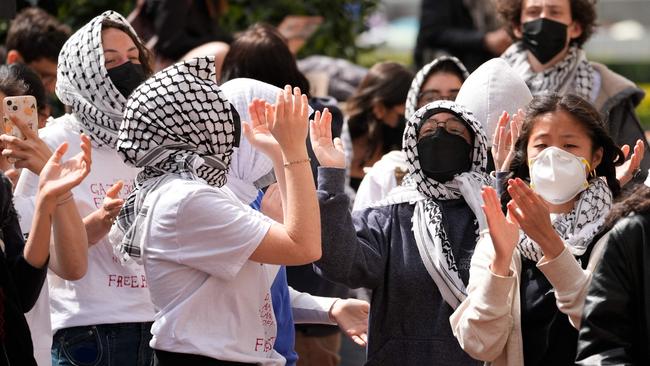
564, 144, 578, 148
533, 144, 548, 149
448, 127, 464, 136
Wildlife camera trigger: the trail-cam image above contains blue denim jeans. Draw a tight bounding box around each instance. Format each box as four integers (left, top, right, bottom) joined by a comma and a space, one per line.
52, 322, 153, 366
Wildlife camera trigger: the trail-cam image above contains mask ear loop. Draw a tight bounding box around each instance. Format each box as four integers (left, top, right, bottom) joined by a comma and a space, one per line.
582, 158, 596, 180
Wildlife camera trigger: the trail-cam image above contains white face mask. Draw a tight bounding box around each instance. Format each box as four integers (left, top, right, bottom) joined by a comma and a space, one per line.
529, 146, 591, 204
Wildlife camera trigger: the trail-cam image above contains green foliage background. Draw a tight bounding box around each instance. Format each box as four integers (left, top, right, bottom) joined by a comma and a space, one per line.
2, 0, 379, 62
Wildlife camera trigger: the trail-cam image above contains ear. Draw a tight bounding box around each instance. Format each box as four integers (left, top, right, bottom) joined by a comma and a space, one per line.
568, 21, 583, 41
513, 22, 523, 39
6, 50, 23, 64
372, 102, 387, 120
590, 147, 603, 172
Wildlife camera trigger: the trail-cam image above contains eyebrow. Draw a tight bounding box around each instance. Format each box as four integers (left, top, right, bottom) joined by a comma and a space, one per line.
532, 132, 580, 139
104, 47, 138, 53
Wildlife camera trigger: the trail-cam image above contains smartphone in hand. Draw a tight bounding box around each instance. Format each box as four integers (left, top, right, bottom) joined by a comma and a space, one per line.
3, 95, 38, 139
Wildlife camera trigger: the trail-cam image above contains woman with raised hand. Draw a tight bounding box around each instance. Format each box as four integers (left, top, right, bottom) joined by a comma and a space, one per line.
113, 55, 320, 365
10, 11, 156, 366
310, 98, 491, 365
451, 93, 625, 366
0, 134, 90, 366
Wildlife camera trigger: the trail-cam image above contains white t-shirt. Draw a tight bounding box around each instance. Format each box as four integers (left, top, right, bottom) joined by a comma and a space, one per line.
13, 114, 155, 337
141, 177, 283, 365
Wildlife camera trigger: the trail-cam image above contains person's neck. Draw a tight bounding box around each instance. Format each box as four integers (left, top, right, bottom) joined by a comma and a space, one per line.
527, 46, 571, 73
546, 197, 577, 214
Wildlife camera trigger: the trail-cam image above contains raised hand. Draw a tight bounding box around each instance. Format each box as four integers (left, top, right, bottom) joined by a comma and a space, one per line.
491, 109, 524, 172
330, 298, 370, 346
101, 181, 124, 224
616, 139, 645, 186
38, 134, 92, 200
242, 98, 281, 160
506, 178, 564, 260
481, 186, 519, 275
271, 85, 310, 161
1, 115, 53, 174
309, 108, 345, 169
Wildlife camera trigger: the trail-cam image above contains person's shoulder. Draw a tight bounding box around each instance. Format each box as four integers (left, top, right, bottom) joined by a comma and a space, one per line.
39, 114, 80, 146
611, 212, 650, 238
590, 62, 645, 109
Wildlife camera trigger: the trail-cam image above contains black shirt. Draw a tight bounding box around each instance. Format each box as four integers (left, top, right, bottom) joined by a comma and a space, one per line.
0, 172, 47, 366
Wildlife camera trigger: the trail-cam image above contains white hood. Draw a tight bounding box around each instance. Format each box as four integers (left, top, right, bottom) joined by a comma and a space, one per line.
455, 58, 532, 146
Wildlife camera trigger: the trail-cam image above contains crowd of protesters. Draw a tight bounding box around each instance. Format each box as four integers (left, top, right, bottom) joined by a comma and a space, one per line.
0, 0, 649, 365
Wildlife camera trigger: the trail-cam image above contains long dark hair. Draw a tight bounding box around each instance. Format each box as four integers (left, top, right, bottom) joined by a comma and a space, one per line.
219, 23, 310, 94
601, 184, 650, 232
346, 61, 413, 167
501, 93, 625, 206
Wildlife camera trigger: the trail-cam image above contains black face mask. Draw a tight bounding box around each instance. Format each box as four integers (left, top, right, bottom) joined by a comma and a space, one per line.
522, 18, 568, 64
107, 62, 147, 98
416, 128, 472, 183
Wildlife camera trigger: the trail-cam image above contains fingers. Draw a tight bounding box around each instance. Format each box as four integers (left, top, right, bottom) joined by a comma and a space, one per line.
106, 180, 124, 199
507, 178, 533, 202
49, 142, 68, 165
103, 198, 125, 212
333, 137, 345, 154
9, 115, 37, 139
633, 139, 645, 165
321, 108, 332, 140
293, 86, 301, 116
506, 200, 522, 226
241, 123, 253, 141
274, 91, 285, 129
621, 144, 630, 159
80, 134, 92, 168
351, 334, 368, 346
309, 110, 321, 145
493, 111, 509, 147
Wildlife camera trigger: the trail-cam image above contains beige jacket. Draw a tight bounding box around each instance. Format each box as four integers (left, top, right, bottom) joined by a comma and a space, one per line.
450, 231, 607, 366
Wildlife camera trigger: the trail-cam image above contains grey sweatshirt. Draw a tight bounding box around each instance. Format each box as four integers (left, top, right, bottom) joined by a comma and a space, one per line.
315, 167, 481, 365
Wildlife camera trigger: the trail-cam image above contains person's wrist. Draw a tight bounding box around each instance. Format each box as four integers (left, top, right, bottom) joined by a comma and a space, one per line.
328, 298, 341, 323
491, 255, 512, 276
539, 232, 564, 260
281, 145, 309, 163
35, 191, 58, 212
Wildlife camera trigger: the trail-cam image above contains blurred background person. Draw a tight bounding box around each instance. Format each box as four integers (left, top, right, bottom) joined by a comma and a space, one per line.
414, 0, 511, 71
4, 6, 71, 117
498, 0, 650, 179
576, 183, 650, 365
342, 61, 413, 193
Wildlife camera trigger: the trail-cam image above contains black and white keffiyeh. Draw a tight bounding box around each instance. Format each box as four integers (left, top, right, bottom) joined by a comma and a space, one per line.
517, 177, 612, 262
405, 56, 469, 119
378, 100, 491, 309
502, 42, 594, 102
56, 11, 141, 148
110, 56, 238, 262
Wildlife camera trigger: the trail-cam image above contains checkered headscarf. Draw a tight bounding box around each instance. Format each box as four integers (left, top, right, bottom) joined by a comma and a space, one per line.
404, 100, 491, 309
56, 11, 142, 148
111, 56, 239, 262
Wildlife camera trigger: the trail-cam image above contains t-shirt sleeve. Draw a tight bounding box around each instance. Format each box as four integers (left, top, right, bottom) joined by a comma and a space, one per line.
172, 187, 272, 281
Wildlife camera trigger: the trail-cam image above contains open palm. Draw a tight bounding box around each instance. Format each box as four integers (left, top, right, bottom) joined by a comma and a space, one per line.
242, 98, 281, 159
481, 186, 519, 260
39, 135, 92, 199
309, 109, 345, 169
